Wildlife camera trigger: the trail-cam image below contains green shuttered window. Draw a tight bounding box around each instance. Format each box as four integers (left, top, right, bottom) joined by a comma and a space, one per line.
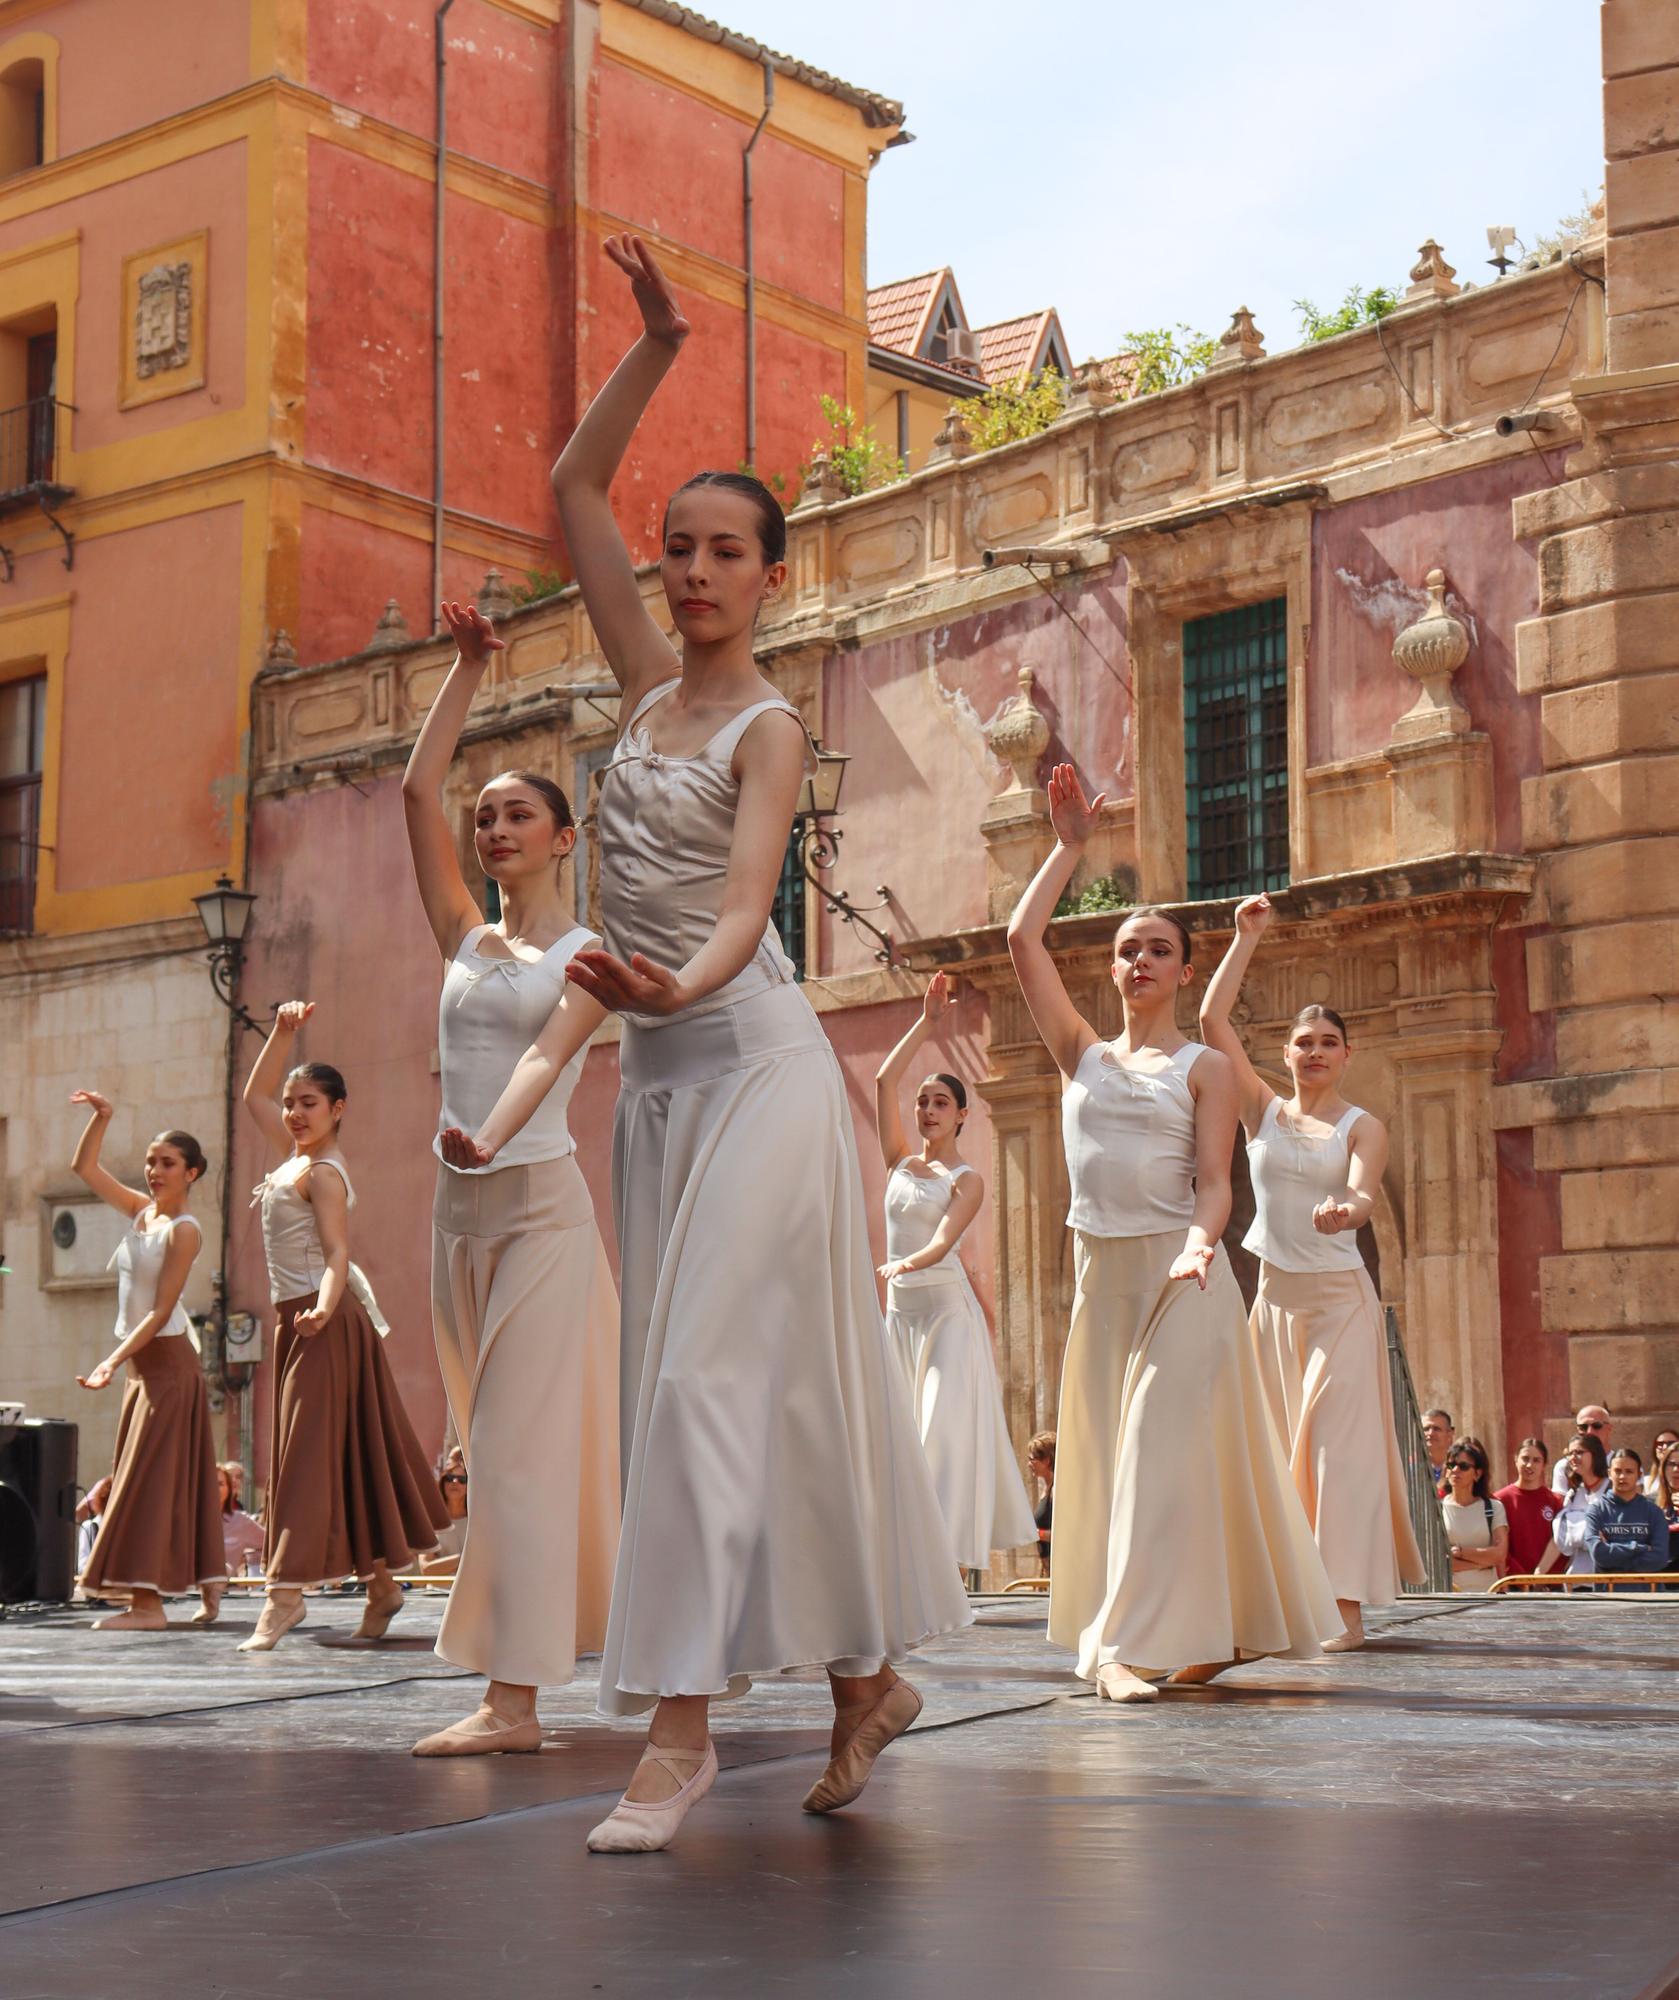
1183, 598, 1290, 901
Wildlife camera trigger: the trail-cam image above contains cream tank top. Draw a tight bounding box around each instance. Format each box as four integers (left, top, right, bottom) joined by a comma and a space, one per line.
1242, 1098, 1367, 1273
253, 1149, 386, 1327
108, 1208, 198, 1339
596, 681, 803, 1028
884, 1160, 974, 1295
1062, 1041, 1204, 1237
435, 921, 598, 1173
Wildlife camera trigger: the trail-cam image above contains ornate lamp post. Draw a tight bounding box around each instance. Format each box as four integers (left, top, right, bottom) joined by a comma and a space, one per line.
192, 875, 262, 1031
795, 739, 897, 966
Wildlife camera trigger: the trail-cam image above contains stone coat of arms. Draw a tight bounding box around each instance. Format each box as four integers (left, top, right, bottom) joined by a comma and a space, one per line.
135, 261, 193, 378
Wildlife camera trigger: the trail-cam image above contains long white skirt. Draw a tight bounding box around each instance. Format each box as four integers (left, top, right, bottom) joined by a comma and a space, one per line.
886, 1267, 1037, 1570
1050, 1229, 1342, 1681
601, 979, 971, 1717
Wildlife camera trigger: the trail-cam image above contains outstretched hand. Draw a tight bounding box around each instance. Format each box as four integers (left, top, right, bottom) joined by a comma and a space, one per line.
1168, 1243, 1216, 1290
1047, 762, 1107, 847
604, 234, 690, 348
293, 1301, 329, 1337
566, 947, 687, 1017
440, 600, 505, 665
1312, 1198, 1355, 1236
77, 1358, 117, 1392
274, 1001, 314, 1034
1234, 893, 1274, 938
70, 1089, 114, 1119
439, 1127, 496, 1171
921, 970, 952, 1023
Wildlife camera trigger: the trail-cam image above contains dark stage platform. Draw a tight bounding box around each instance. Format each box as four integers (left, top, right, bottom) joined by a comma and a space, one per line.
1, 1591, 1676, 1998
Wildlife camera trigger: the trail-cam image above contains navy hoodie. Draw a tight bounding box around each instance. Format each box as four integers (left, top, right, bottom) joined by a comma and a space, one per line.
1585, 1490, 1671, 1573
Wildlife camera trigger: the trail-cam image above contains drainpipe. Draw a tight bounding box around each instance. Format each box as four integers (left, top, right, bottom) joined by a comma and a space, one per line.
431, 0, 457, 629
742, 59, 774, 474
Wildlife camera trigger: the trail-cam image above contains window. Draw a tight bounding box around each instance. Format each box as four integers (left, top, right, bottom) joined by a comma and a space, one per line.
1183, 598, 1289, 901
0, 55, 44, 180
0, 674, 46, 935
772, 824, 807, 978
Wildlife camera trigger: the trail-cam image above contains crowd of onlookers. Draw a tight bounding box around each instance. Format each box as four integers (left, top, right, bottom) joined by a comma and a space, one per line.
1425, 1405, 1678, 1591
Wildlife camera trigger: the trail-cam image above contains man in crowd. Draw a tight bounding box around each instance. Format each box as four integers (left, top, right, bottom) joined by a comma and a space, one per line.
1551, 1405, 1612, 1493
1586, 1449, 1670, 1580
1423, 1411, 1455, 1495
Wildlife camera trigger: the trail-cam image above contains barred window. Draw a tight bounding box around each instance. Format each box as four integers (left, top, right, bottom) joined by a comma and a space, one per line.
772, 825, 807, 978
0, 672, 45, 936
1183, 598, 1289, 901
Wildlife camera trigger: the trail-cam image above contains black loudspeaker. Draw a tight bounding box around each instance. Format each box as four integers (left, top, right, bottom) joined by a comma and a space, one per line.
0, 1418, 79, 1604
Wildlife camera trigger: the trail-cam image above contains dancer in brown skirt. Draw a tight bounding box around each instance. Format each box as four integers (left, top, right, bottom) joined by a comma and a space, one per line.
239, 1003, 448, 1652
69, 1091, 226, 1630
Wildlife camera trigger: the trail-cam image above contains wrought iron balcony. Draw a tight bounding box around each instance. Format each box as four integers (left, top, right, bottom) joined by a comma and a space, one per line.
0, 396, 75, 573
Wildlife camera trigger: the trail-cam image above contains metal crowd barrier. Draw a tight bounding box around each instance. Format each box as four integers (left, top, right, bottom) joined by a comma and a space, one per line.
1489, 1572, 1679, 1594
1386, 1307, 1454, 1594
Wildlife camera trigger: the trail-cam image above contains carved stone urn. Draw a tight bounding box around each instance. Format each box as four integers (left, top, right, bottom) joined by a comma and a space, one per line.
987, 667, 1051, 793
1390, 568, 1470, 741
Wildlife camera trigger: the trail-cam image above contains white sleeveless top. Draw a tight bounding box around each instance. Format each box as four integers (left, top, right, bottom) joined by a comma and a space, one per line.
1243, 1098, 1367, 1273
436, 920, 598, 1173
253, 1150, 385, 1329
884, 1159, 975, 1294
1063, 1041, 1204, 1237
108, 1207, 198, 1340
597, 681, 803, 1027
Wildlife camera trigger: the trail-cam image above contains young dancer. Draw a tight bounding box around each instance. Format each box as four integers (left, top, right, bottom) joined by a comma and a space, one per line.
69, 1092, 225, 1629
1199, 893, 1424, 1649
1007, 765, 1341, 1702
241, 1005, 448, 1652
401, 600, 619, 1757
441, 235, 967, 1851
874, 971, 1035, 1578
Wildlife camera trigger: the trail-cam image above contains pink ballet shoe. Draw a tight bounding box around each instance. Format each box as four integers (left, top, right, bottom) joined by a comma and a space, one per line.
352, 1584, 406, 1643
237, 1593, 306, 1652
1095, 1663, 1160, 1704
801, 1679, 922, 1814
412, 1708, 543, 1758
587, 1742, 717, 1854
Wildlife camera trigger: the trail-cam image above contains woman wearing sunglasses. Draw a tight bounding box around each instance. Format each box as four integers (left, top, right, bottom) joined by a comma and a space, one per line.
1538, 1432, 1610, 1579
1439, 1439, 1508, 1592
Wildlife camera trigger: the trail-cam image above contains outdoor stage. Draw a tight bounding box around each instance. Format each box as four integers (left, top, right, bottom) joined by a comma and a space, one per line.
1, 1593, 1675, 1998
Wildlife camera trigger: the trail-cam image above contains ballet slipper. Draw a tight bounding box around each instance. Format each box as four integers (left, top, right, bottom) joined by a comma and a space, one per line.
411, 1707, 543, 1758
237, 1593, 307, 1652
352, 1583, 406, 1643
1166, 1659, 1238, 1687
191, 1582, 227, 1626
801, 1678, 923, 1814
91, 1605, 168, 1632
1095, 1663, 1160, 1704
586, 1742, 718, 1854
1321, 1632, 1367, 1654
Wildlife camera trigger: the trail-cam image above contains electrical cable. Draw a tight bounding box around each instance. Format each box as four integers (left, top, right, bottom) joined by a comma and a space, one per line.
1020, 562, 1133, 699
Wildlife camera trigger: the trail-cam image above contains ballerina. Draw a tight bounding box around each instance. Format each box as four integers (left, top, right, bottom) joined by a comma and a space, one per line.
1007, 765, 1341, 1701
441, 233, 967, 1851
68, 1092, 225, 1630
1199, 892, 1424, 1649
240, 1005, 449, 1652
874, 971, 1036, 1580
400, 599, 619, 1756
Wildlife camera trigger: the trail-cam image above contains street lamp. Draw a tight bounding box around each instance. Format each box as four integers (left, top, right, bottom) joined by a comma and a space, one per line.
192, 876, 262, 1031
795, 738, 897, 966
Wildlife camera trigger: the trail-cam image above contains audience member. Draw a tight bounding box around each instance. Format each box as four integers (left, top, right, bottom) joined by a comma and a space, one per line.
1585, 1450, 1670, 1583
1645, 1428, 1679, 1500
218, 1461, 266, 1576
74, 1476, 113, 1584
1441, 1438, 1507, 1592
1422, 1410, 1455, 1495
1495, 1439, 1563, 1577
1654, 1445, 1679, 1579
1550, 1406, 1612, 1494
1542, 1432, 1610, 1577
419, 1448, 468, 1576
1027, 1431, 1055, 1577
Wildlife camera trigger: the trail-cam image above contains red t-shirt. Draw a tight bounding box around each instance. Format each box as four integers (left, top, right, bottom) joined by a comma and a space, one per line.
1496, 1482, 1563, 1575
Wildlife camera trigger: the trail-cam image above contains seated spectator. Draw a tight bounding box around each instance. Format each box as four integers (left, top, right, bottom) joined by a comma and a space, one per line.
218, 1461, 266, 1576
419, 1448, 468, 1576
1422, 1410, 1455, 1496
1495, 1439, 1563, 1577
73, 1476, 113, 1597
1441, 1438, 1507, 1592
1550, 1405, 1612, 1494
1645, 1429, 1679, 1500
1540, 1432, 1611, 1578
1586, 1450, 1671, 1581
1027, 1431, 1055, 1577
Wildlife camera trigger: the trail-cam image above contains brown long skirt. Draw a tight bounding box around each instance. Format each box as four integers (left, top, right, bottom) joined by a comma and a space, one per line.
265, 1288, 449, 1586
80, 1335, 225, 1595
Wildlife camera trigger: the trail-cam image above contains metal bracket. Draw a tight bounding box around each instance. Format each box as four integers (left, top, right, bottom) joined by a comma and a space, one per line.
798, 818, 896, 966
35, 492, 73, 571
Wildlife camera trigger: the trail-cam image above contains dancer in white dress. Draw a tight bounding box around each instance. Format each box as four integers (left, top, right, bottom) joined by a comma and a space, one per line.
402, 599, 619, 1758
874, 973, 1036, 1576
1200, 892, 1424, 1649
442, 235, 967, 1852
1008, 765, 1341, 1702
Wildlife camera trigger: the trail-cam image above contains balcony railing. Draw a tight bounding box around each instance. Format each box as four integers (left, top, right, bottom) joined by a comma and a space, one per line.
0, 396, 71, 507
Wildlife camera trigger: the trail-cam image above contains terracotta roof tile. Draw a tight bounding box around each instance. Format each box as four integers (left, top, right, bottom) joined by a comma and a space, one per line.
867, 271, 949, 355
973, 312, 1054, 385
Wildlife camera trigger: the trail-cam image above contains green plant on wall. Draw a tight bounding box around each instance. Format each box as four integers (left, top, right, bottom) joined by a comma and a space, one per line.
1121, 326, 1217, 397
801, 395, 905, 497
1053, 874, 1133, 918
1293, 284, 1401, 343
952, 368, 1066, 450
512, 567, 568, 607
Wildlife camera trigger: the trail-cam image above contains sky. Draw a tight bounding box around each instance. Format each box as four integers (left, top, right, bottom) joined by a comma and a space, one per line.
707, 0, 1605, 360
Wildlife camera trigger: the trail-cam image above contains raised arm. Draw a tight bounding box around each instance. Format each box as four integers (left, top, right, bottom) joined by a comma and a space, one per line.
402, 601, 503, 958
551, 236, 686, 705
878, 1172, 985, 1284
1198, 894, 1276, 1134
1313, 1113, 1390, 1238
293, 1163, 350, 1336
1005, 763, 1104, 1078
438, 982, 609, 1169
241, 1002, 310, 1160
68, 1091, 148, 1219
78, 1217, 201, 1390
1171, 1050, 1239, 1290
874, 974, 950, 1169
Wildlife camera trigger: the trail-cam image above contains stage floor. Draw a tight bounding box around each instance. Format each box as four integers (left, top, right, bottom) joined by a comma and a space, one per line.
1, 1590, 1675, 1998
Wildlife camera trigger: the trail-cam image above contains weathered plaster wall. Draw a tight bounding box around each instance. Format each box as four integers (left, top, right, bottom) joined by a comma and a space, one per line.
39, 0, 250, 157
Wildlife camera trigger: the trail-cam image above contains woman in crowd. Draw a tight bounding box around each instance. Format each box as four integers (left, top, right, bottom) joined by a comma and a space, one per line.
1005, 763, 1339, 1703
1645, 1429, 1679, 1500
1586, 1449, 1670, 1580
241, 1005, 447, 1651
402, 598, 619, 1758
1440, 1438, 1508, 1592
218, 1462, 266, 1578
1538, 1432, 1610, 1580
873, 971, 1035, 1581
443, 235, 966, 1850
1199, 893, 1423, 1650
419, 1450, 469, 1578
1028, 1432, 1055, 1578
69, 1092, 225, 1630
1655, 1441, 1679, 1545
1494, 1439, 1563, 1578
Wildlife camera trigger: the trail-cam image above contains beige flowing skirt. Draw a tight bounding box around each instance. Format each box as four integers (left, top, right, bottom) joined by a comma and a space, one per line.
603, 980, 971, 1717
431, 1156, 620, 1687
80, 1335, 225, 1595
1251, 1263, 1425, 1608
265, 1289, 449, 1586
1049, 1230, 1341, 1680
